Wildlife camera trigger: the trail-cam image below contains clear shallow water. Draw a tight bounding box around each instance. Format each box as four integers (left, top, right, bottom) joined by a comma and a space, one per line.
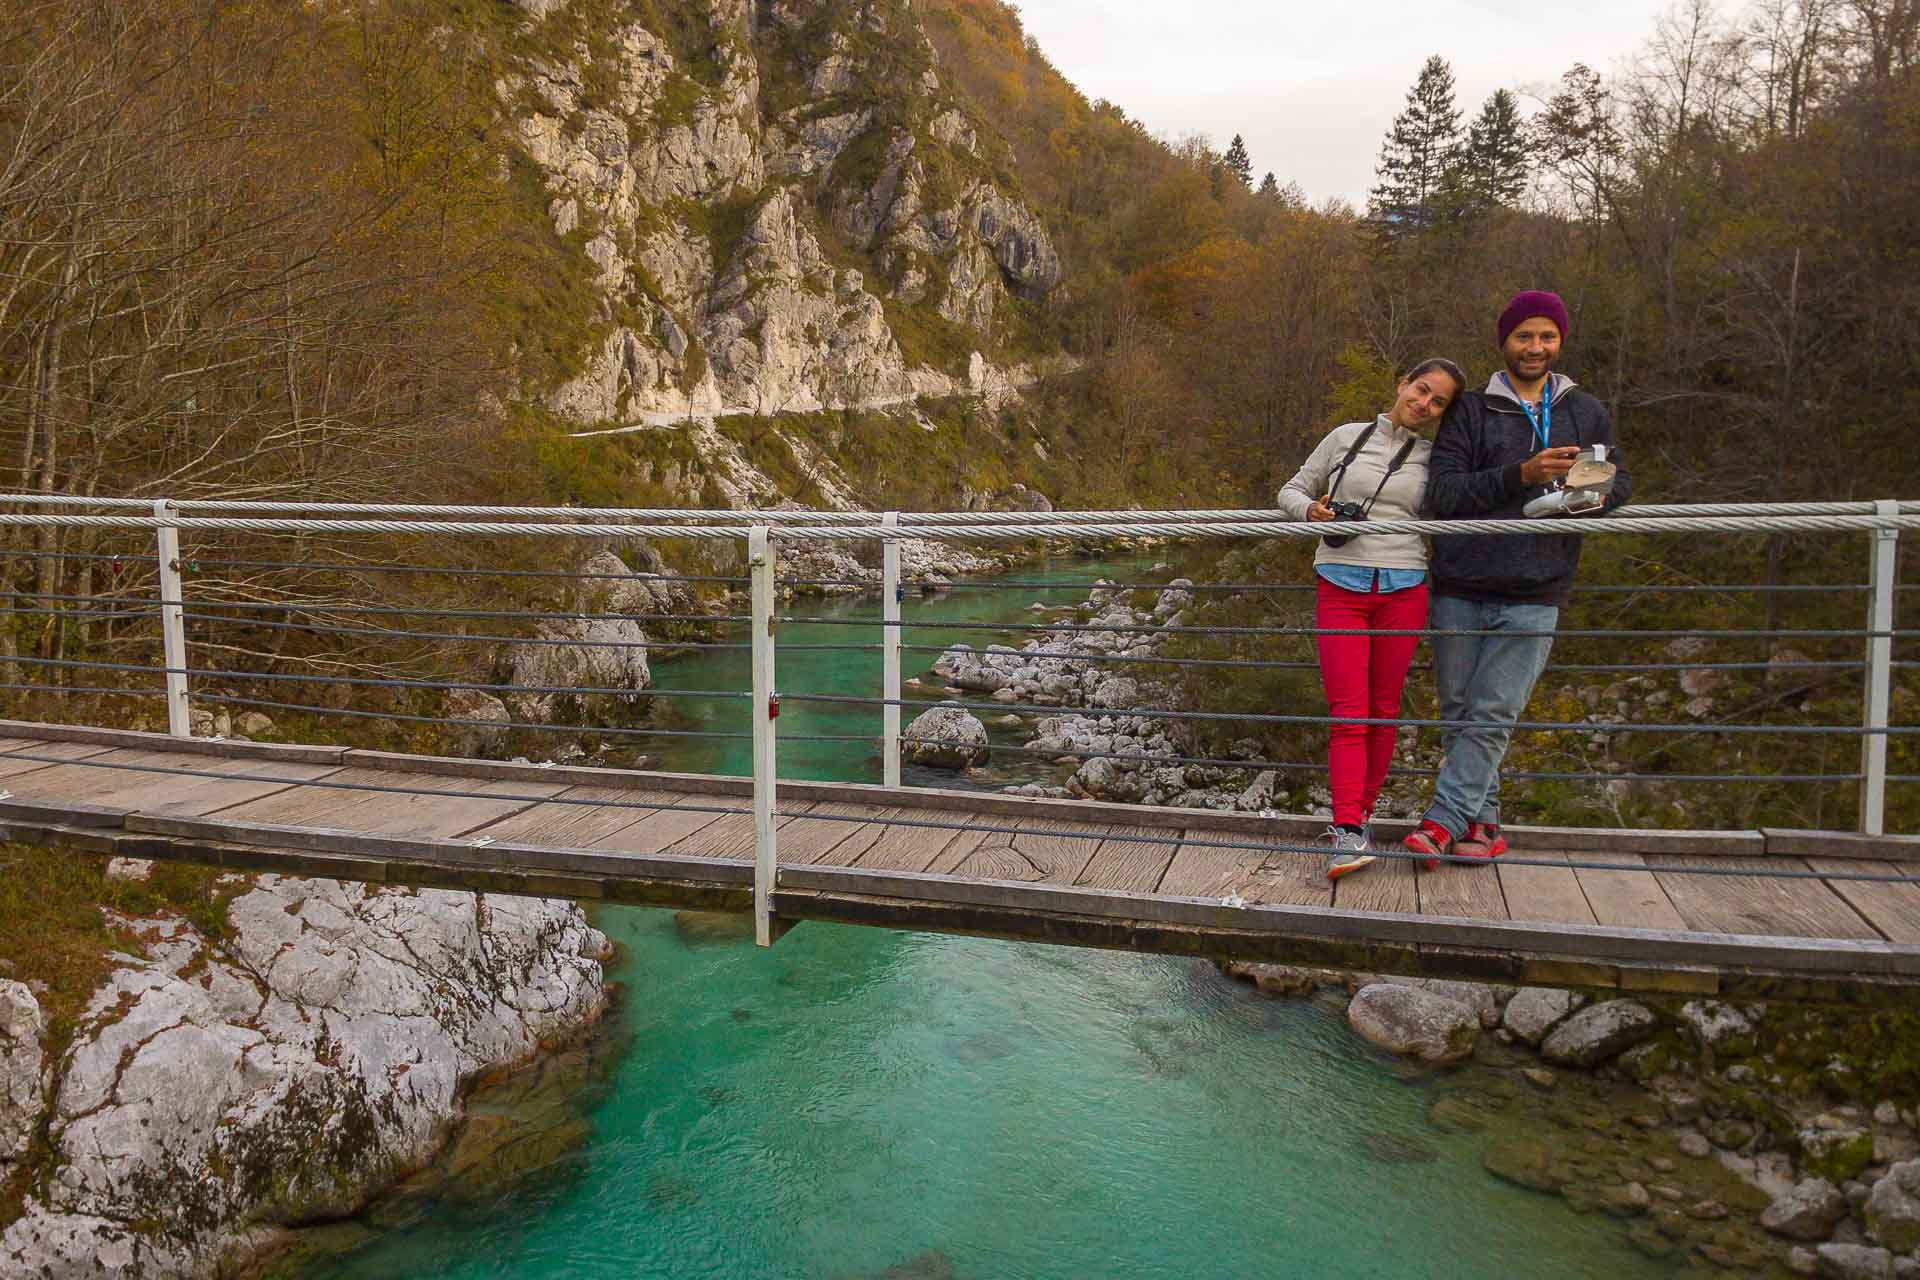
303, 560, 1672, 1280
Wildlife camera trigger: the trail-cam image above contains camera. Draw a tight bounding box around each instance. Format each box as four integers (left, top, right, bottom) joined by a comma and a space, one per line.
1324, 499, 1367, 547
1523, 445, 1617, 519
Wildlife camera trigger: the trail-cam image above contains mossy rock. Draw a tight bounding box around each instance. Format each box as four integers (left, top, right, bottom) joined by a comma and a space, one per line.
1483, 1136, 1578, 1193
1799, 1127, 1875, 1183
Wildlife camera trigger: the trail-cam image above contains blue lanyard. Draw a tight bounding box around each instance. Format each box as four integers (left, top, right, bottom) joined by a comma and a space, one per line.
1500, 373, 1552, 450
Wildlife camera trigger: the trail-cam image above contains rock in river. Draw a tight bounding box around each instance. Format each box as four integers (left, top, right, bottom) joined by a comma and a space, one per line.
902, 706, 990, 770
1539, 999, 1657, 1068
1346, 983, 1479, 1063
1761, 1178, 1849, 1241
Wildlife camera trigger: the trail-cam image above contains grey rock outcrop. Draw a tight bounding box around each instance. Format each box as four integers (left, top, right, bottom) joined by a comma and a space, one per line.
444, 688, 512, 757
1866, 1161, 1920, 1252
902, 705, 989, 770
1502, 987, 1580, 1045
0, 980, 46, 1167
1345, 983, 1480, 1063
1, 878, 610, 1277
1816, 1243, 1896, 1280
1539, 999, 1658, 1067
1762, 1178, 1850, 1240
504, 550, 658, 722
502, 0, 1063, 430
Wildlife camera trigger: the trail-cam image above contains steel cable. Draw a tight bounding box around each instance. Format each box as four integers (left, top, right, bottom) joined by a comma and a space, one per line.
794, 691, 1915, 735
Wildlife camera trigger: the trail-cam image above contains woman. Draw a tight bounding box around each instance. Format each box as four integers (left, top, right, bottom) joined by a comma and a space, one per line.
1276, 358, 1466, 879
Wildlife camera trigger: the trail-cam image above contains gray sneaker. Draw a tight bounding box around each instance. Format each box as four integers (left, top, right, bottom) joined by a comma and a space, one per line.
1319, 826, 1376, 880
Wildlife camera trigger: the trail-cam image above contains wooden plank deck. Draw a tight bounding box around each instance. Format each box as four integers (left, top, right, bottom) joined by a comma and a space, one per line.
0, 722, 1917, 1003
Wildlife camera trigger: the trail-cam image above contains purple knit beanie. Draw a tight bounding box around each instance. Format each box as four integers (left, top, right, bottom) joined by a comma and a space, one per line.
1497, 290, 1570, 347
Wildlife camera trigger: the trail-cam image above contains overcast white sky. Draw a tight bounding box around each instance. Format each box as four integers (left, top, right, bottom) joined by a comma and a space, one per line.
1013, 0, 1678, 206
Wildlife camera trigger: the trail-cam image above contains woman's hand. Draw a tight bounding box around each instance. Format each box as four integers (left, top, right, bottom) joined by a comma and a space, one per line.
1307, 495, 1336, 522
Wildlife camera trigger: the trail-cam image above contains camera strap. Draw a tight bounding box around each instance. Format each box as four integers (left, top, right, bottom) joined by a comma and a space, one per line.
1359, 434, 1421, 516
1325, 421, 1379, 500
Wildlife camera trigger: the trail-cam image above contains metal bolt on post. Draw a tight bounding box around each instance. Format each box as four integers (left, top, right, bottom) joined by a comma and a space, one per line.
748, 526, 780, 945
1861, 499, 1899, 834
153, 498, 191, 737
882, 512, 902, 788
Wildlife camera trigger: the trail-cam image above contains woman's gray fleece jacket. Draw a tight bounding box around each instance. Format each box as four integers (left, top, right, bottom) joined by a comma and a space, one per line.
1276, 415, 1431, 572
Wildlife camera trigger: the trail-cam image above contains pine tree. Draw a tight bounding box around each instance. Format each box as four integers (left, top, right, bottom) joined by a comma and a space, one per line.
1257, 171, 1279, 197
1224, 134, 1252, 188
1455, 89, 1528, 214
1368, 55, 1464, 233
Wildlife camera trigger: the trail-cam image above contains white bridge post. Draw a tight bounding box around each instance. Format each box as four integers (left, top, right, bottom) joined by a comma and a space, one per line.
153, 499, 191, 737
881, 511, 902, 788
749, 525, 780, 945
1861, 499, 1899, 835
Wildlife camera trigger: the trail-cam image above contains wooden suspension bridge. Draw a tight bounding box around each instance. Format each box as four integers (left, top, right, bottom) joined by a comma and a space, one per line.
4, 719, 1917, 1005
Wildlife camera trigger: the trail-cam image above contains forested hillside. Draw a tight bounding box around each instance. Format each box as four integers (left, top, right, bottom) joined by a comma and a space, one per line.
6, 0, 1915, 514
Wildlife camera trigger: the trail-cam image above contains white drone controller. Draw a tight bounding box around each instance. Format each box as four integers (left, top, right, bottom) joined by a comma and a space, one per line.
1524, 445, 1617, 518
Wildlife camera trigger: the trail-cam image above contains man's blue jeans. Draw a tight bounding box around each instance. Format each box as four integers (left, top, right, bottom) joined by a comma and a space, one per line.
1424, 594, 1559, 837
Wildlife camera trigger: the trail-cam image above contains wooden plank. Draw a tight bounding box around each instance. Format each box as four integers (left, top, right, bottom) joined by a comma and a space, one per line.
213, 768, 565, 839
1499, 850, 1599, 925
861, 818, 989, 874
345, 748, 683, 791
1648, 854, 1882, 940
336, 751, 1776, 854
461, 786, 690, 849
1418, 857, 1509, 923
1075, 824, 1180, 894
1158, 831, 1251, 900
773, 864, 1920, 979
1242, 834, 1333, 909
591, 797, 736, 856
661, 804, 807, 861
1574, 851, 1688, 931
1766, 828, 1920, 864
1806, 858, 1920, 944
0, 740, 117, 779
935, 817, 1108, 885
0, 797, 126, 828
780, 802, 890, 867
126, 814, 753, 884
0, 719, 345, 764
1333, 849, 1418, 915
0, 748, 336, 816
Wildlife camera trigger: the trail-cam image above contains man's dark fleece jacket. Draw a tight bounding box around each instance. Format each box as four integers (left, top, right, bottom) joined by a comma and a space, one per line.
1425, 372, 1632, 605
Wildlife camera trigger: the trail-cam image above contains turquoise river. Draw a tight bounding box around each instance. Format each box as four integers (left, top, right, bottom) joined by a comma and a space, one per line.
301, 559, 1673, 1279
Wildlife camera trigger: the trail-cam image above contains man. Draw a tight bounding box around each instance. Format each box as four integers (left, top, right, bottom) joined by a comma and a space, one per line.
1403, 290, 1633, 865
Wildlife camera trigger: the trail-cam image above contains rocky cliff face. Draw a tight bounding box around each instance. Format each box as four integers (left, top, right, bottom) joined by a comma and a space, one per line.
502, 0, 1062, 427
0, 876, 610, 1278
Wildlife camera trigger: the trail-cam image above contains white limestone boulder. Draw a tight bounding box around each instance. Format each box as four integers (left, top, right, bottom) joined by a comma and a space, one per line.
0, 879, 611, 1277
1346, 983, 1480, 1063
0, 980, 45, 1167
902, 706, 989, 770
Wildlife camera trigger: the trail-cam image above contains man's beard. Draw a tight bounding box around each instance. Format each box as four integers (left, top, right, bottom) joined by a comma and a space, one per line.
1504, 353, 1556, 383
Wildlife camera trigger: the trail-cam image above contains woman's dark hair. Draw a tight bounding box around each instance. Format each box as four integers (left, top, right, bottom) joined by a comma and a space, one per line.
1402, 356, 1467, 398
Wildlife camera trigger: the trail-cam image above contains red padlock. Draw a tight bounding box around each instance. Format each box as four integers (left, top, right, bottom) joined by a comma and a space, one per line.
768, 693, 780, 720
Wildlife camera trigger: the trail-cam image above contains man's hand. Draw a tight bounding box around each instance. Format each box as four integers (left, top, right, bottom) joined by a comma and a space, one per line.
1307, 495, 1336, 522
1519, 446, 1581, 486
